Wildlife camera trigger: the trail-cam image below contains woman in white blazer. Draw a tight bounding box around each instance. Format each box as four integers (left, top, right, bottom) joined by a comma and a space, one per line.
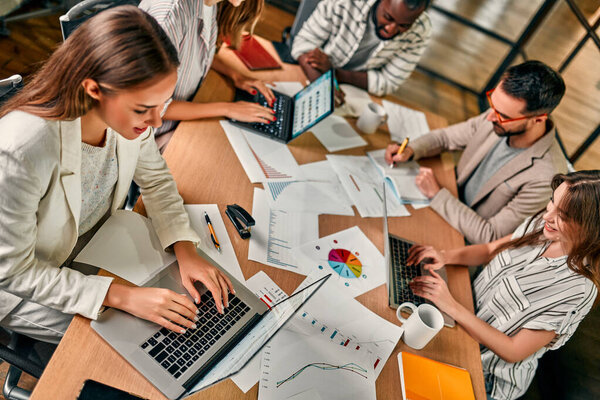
0, 6, 232, 343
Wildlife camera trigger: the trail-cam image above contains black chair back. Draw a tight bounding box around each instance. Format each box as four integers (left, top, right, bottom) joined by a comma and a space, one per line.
59, 0, 140, 40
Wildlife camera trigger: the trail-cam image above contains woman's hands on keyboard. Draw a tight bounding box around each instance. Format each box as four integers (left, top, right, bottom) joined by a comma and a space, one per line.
103, 284, 200, 333
406, 245, 446, 271
232, 74, 276, 106
174, 242, 235, 316
227, 101, 276, 123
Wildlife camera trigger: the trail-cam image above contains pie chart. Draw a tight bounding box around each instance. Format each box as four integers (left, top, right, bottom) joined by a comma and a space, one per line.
327, 248, 362, 279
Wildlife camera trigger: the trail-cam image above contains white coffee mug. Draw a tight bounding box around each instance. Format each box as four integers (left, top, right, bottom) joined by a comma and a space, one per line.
396, 302, 444, 350
356, 102, 387, 134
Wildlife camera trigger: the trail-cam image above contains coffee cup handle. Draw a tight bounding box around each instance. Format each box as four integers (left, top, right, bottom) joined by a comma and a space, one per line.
396, 302, 417, 323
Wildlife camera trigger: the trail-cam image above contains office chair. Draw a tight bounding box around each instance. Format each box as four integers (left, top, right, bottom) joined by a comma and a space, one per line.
59, 0, 139, 40
0, 74, 23, 107
0, 0, 78, 36
0, 73, 57, 400
272, 0, 320, 64
1, 328, 57, 400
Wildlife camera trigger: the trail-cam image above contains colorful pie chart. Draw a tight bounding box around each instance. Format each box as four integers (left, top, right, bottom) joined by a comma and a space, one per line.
327, 248, 362, 279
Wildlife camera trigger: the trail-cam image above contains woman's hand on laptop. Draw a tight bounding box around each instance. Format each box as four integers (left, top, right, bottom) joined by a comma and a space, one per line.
103, 284, 199, 333
227, 101, 276, 123
409, 270, 458, 316
406, 245, 446, 271
174, 241, 235, 315
233, 74, 276, 107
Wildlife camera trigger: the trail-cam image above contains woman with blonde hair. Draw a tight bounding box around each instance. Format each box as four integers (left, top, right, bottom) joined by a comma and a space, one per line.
0, 5, 232, 343
406, 170, 600, 400
139, 0, 276, 149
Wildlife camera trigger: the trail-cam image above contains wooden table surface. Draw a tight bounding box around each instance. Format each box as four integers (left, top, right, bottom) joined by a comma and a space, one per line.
31, 39, 485, 400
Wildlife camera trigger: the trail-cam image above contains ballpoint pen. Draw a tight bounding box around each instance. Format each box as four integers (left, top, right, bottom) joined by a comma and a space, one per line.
390, 137, 409, 168
204, 212, 221, 253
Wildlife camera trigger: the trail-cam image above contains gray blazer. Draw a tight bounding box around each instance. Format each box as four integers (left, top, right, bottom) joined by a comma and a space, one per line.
0, 111, 200, 321
411, 111, 568, 244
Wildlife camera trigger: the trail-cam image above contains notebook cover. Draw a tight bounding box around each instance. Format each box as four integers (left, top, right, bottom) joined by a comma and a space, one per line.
232, 35, 282, 71
398, 352, 475, 400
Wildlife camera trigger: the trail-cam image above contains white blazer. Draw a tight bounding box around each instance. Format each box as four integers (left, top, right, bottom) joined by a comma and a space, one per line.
0, 111, 200, 321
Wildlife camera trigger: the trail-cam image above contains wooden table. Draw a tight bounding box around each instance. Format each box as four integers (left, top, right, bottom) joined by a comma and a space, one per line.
31, 39, 485, 400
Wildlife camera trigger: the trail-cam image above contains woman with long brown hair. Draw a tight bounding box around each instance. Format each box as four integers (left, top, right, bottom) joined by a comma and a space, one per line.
406, 170, 600, 400
139, 0, 275, 149
0, 6, 232, 344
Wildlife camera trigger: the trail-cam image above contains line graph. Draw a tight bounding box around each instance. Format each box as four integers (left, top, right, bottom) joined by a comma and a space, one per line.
276, 362, 368, 388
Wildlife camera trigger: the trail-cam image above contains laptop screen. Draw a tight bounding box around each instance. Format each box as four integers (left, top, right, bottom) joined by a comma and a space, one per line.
187, 274, 331, 394
291, 69, 333, 138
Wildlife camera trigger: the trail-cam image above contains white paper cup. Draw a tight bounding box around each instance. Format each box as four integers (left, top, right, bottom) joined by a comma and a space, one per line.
396, 302, 444, 350
356, 102, 387, 134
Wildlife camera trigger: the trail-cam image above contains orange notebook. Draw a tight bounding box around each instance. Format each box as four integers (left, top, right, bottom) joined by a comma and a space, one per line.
232, 35, 282, 71
397, 352, 475, 400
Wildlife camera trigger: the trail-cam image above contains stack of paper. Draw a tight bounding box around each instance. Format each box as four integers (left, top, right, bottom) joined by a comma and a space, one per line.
326, 154, 410, 217
366, 149, 430, 206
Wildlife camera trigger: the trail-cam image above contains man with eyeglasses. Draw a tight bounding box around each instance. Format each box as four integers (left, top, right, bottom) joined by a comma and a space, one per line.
385, 60, 568, 244
291, 0, 431, 98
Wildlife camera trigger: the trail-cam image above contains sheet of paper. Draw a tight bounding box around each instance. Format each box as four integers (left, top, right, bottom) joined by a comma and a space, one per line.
264, 180, 354, 216
298, 160, 339, 183
184, 205, 245, 283
286, 388, 323, 400
310, 114, 367, 152
327, 154, 410, 217
366, 149, 430, 205
290, 276, 403, 378
292, 226, 386, 298
334, 84, 373, 118
248, 188, 318, 274
231, 271, 289, 393
382, 100, 430, 142
74, 210, 175, 286
258, 329, 376, 400
269, 81, 304, 97
222, 120, 303, 183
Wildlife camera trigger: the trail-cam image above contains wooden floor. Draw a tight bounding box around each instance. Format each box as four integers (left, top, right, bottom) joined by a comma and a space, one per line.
0, 1, 598, 398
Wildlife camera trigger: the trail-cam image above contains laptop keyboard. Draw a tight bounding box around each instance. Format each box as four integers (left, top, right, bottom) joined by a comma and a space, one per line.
248, 92, 288, 139
389, 236, 426, 306
140, 292, 251, 379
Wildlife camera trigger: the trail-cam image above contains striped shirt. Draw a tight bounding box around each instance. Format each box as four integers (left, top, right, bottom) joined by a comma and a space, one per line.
290, 0, 431, 96
139, 0, 218, 137
473, 218, 597, 400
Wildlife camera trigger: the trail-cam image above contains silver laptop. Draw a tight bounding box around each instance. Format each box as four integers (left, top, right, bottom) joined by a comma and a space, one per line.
92, 250, 330, 399
382, 183, 455, 327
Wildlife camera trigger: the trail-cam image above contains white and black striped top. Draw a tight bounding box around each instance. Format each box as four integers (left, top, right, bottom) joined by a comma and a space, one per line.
474, 218, 597, 400
140, 0, 218, 137
290, 0, 431, 96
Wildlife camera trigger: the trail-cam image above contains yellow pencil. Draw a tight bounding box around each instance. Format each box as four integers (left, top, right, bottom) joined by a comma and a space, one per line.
390, 137, 409, 168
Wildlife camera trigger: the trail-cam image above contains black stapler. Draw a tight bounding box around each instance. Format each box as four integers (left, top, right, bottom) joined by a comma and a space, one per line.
225, 204, 255, 239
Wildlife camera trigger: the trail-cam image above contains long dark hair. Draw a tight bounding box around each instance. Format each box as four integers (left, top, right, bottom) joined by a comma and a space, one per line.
0, 6, 179, 120
495, 170, 600, 292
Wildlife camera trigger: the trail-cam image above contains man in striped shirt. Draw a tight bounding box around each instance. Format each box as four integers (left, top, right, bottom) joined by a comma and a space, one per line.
291, 0, 431, 97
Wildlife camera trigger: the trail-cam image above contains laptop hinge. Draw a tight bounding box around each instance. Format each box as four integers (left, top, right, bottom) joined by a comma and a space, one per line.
181, 313, 262, 391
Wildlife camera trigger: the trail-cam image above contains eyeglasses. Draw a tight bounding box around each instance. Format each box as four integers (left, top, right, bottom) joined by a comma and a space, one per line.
486, 88, 547, 124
